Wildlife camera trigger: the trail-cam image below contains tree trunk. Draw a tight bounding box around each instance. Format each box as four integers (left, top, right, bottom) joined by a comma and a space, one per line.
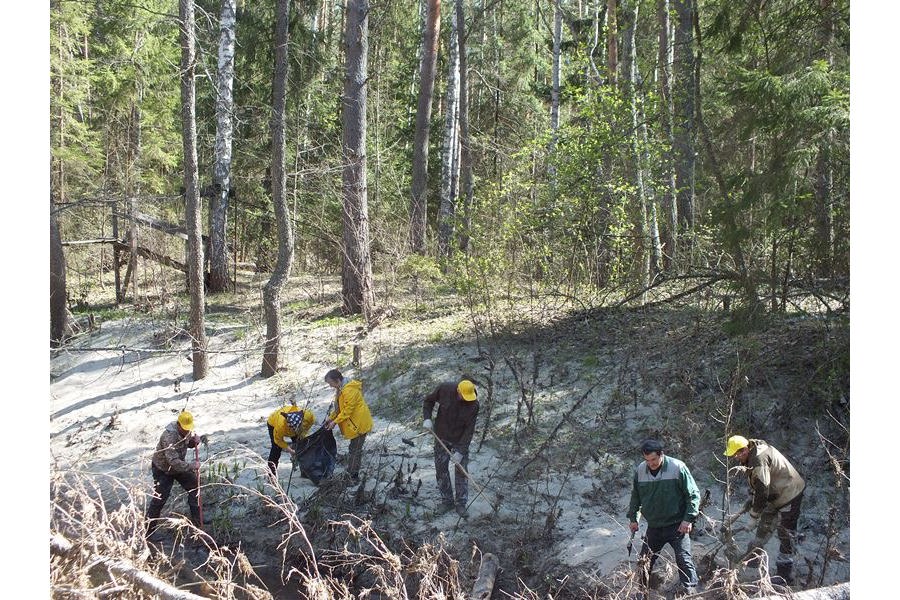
51, 534, 207, 600
457, 0, 474, 254
757, 582, 849, 600
262, 0, 295, 377
673, 0, 696, 233
410, 0, 442, 253
50, 197, 69, 346
438, 0, 461, 259
587, 1, 603, 83
492, 5, 503, 185
814, 0, 834, 279
53, 8, 66, 204
547, 0, 562, 181
606, 0, 617, 86
623, 0, 650, 301
127, 92, 142, 301
341, 0, 376, 321
209, 0, 236, 293
179, 0, 208, 380
657, 0, 678, 269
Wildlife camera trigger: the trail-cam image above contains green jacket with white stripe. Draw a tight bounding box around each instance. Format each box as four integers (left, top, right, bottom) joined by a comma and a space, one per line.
627, 455, 701, 528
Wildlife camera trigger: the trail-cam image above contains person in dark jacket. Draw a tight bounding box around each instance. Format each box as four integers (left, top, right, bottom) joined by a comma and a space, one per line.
627, 439, 701, 594
723, 435, 806, 583
422, 378, 479, 516
146, 411, 202, 537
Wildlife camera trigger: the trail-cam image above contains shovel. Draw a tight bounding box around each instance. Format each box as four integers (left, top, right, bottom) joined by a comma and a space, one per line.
627, 529, 636, 557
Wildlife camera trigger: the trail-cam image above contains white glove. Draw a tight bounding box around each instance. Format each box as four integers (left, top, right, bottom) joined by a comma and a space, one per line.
422, 419, 433, 431
450, 451, 463, 465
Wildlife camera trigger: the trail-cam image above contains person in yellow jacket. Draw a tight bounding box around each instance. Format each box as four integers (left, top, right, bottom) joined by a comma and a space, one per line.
323, 368, 373, 482
266, 405, 315, 476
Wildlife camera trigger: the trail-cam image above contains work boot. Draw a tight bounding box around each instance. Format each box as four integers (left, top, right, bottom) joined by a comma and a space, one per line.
774, 561, 794, 586
437, 498, 454, 513
455, 502, 468, 517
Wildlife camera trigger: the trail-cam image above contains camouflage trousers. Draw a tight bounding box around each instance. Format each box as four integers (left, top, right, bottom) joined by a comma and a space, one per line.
434, 440, 469, 505
747, 492, 803, 573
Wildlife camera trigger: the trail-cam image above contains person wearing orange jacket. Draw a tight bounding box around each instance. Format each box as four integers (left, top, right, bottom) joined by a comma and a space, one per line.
323, 369, 373, 482
266, 405, 315, 476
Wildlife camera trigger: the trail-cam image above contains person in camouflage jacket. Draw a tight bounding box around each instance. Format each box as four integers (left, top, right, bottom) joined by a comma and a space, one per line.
724, 436, 806, 583
146, 411, 202, 536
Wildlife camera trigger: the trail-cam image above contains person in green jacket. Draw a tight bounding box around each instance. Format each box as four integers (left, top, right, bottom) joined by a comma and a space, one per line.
627, 439, 701, 594
323, 368, 373, 482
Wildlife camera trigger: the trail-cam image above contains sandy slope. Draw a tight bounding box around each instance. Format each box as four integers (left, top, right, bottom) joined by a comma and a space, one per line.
50, 299, 850, 596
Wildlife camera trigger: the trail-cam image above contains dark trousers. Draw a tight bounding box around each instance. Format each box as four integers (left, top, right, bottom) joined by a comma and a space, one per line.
750, 492, 803, 571
434, 440, 469, 505
146, 464, 200, 533
267, 424, 296, 476
347, 433, 367, 478
638, 523, 699, 590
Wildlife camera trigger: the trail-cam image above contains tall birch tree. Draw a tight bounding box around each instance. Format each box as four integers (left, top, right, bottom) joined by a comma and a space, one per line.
179, 0, 208, 379
657, 0, 678, 269
341, 0, 376, 320
457, 0, 474, 254
673, 0, 695, 233
261, 0, 294, 377
410, 0, 442, 253
438, 0, 461, 259
209, 0, 236, 293
622, 0, 650, 299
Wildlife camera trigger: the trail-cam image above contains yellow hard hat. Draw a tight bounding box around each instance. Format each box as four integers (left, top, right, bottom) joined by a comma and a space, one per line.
178, 411, 195, 432
457, 380, 477, 401
724, 435, 749, 457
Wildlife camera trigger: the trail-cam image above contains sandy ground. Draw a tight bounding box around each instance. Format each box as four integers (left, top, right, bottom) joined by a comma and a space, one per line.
49, 294, 850, 597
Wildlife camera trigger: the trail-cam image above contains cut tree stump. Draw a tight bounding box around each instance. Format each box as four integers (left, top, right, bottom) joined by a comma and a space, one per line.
470, 552, 500, 600
756, 582, 849, 600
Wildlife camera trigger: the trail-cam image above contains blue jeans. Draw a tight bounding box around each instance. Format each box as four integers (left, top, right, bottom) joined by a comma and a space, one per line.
638, 523, 699, 589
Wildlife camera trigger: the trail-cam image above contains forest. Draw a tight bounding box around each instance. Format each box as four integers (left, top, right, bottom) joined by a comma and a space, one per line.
49, 0, 850, 599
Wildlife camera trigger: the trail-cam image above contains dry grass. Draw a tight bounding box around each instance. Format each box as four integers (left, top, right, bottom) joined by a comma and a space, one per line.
50, 458, 795, 600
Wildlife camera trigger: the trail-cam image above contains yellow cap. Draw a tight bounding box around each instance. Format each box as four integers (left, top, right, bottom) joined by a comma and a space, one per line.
724, 435, 749, 456
178, 411, 195, 432
457, 380, 477, 401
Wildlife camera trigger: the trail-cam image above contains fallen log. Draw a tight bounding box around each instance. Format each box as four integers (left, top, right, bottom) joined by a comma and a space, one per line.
756, 582, 849, 600
50, 533, 206, 600
470, 552, 500, 600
